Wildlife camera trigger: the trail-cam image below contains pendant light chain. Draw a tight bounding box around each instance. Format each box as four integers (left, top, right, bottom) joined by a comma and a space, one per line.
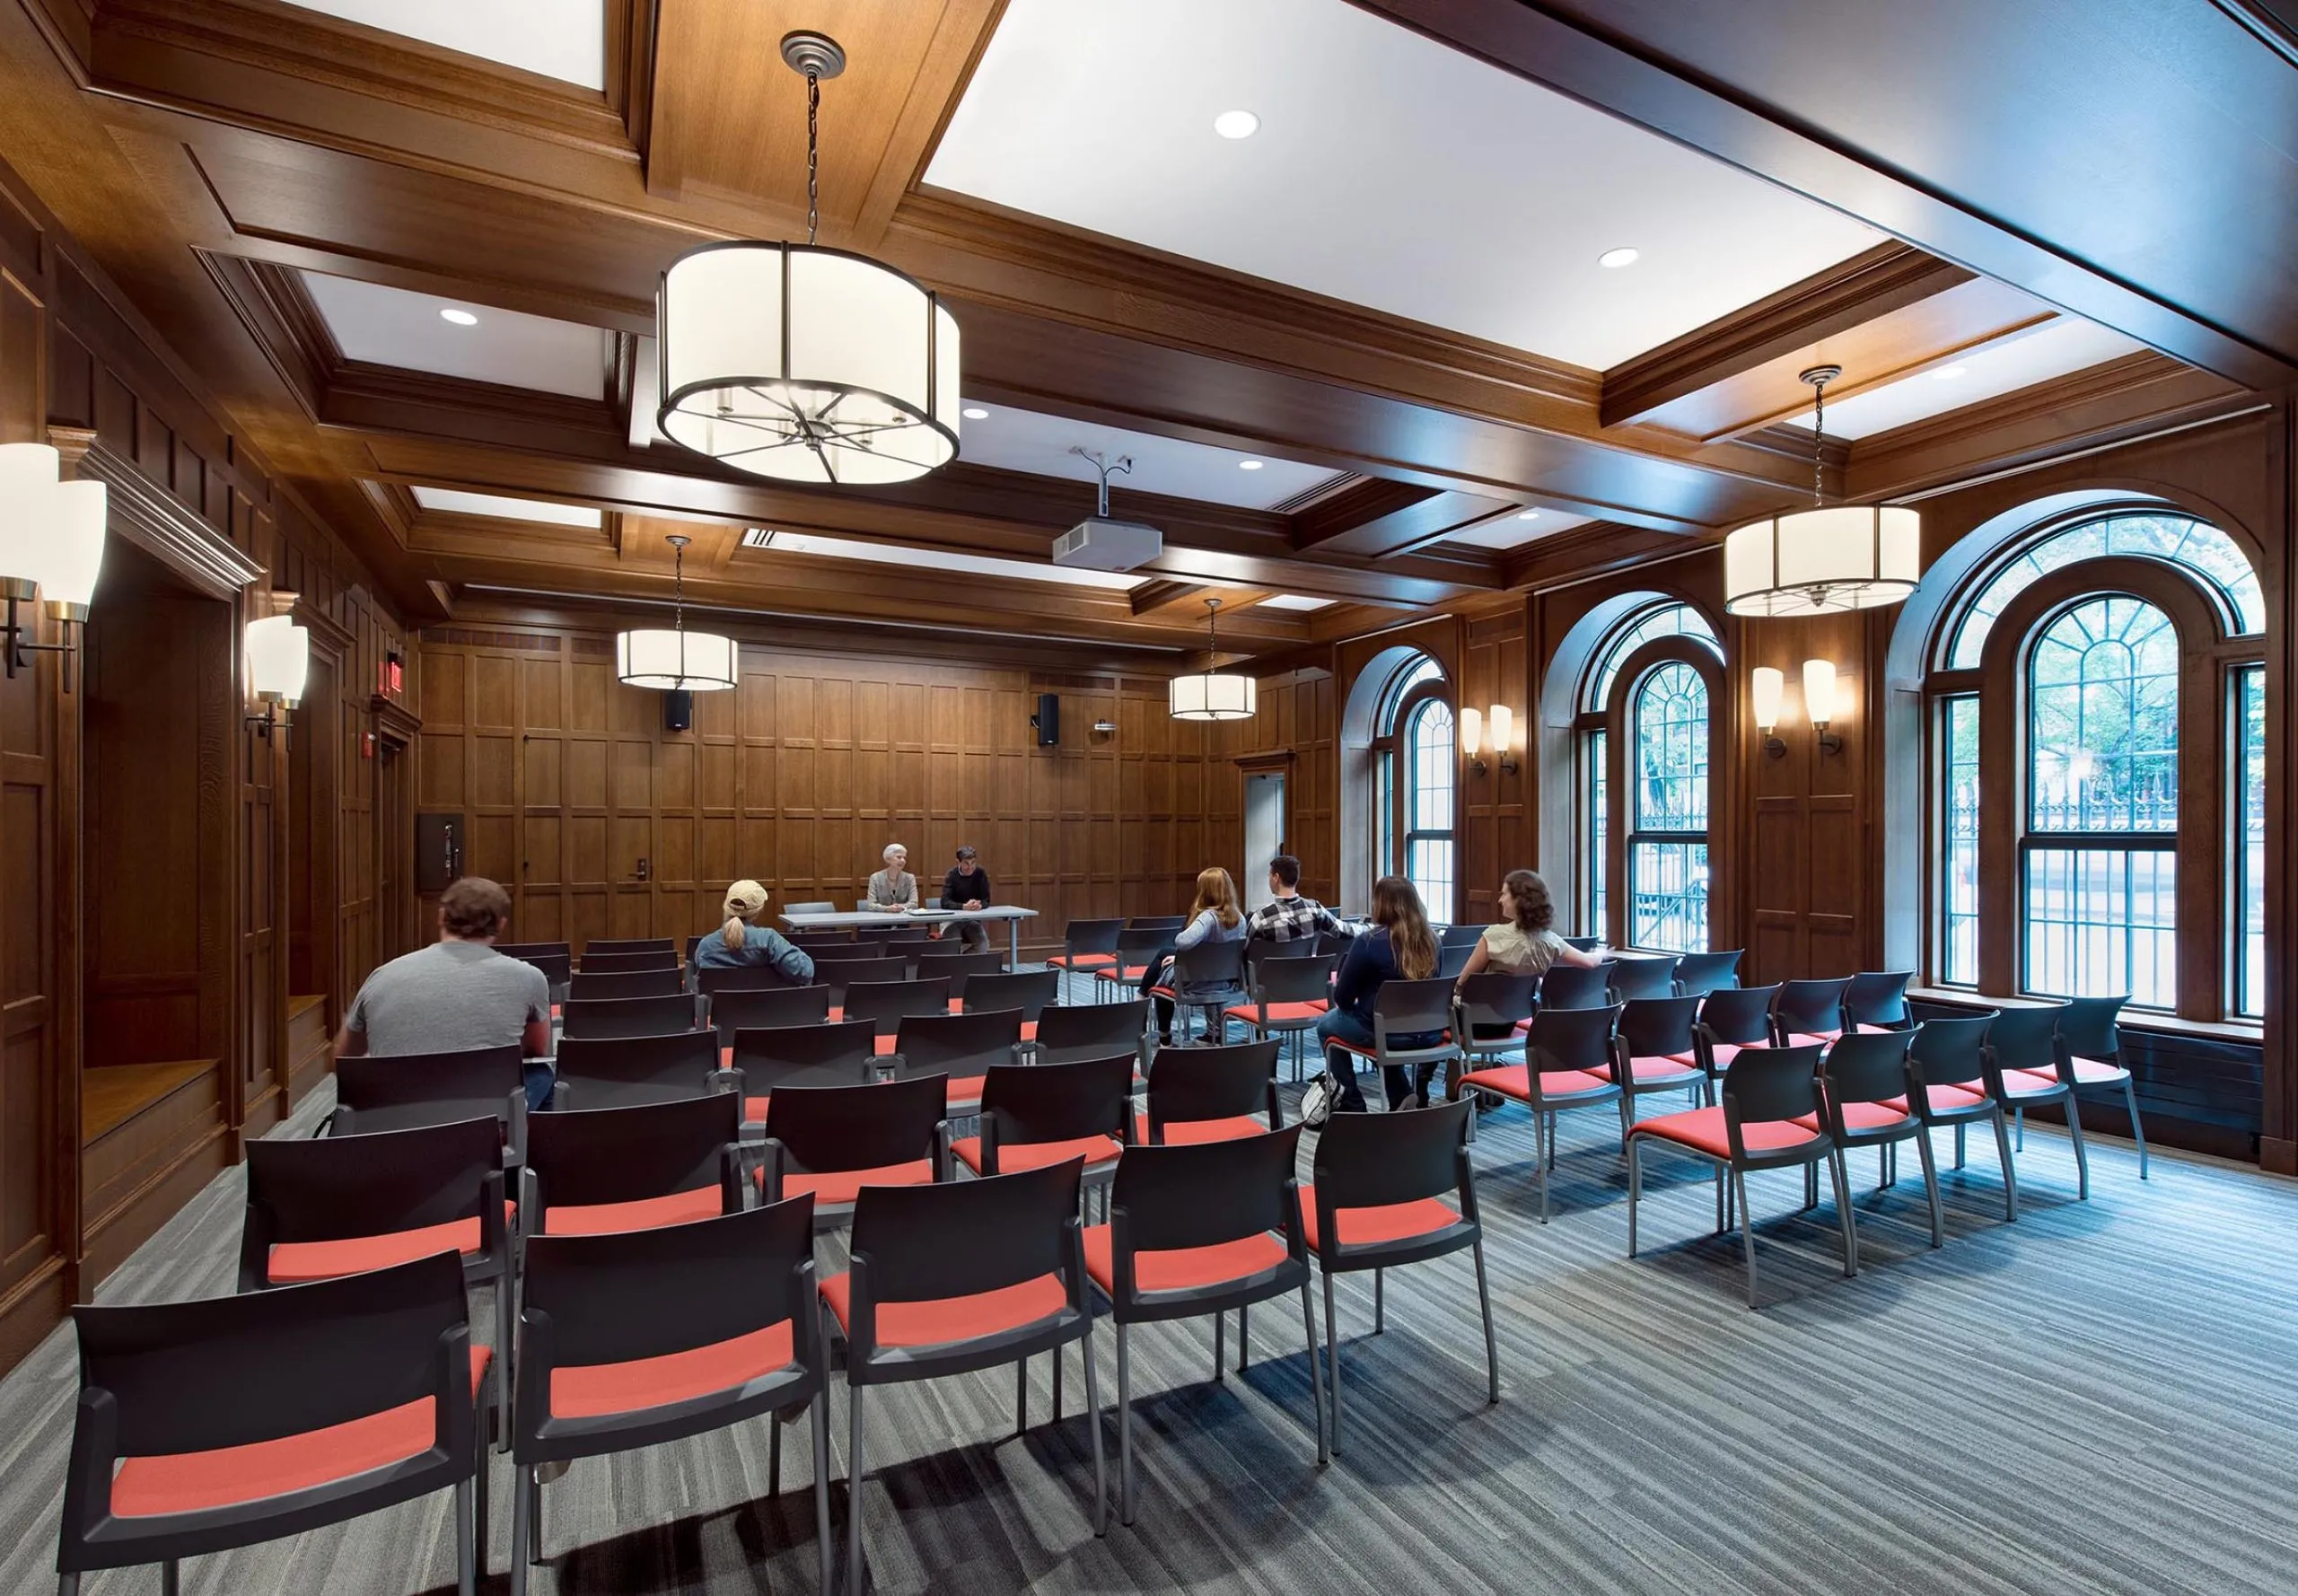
1810, 373, 1828, 507
805, 68, 820, 246
1205, 597, 1222, 663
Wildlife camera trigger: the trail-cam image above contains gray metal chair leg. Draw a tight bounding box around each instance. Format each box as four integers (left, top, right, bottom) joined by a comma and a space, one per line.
510, 1463, 532, 1596
1826, 1151, 1858, 1277
1472, 1237, 1500, 1406
1627, 1138, 1643, 1256
1915, 1129, 1944, 1248
846, 1381, 866, 1596
1299, 1282, 1328, 1466
771, 1413, 783, 1495
457, 1477, 478, 1596
162, 1565, 180, 1596
1077, 1327, 1108, 1538
2015, 1103, 2024, 1150
1536, 1117, 1552, 1223
2065, 1091, 2090, 1200
1116, 1320, 1136, 1525
1373, 1268, 1384, 1335
2122, 1078, 2149, 1179
527, 1464, 545, 1566
54, 1575, 77, 1596
809, 1393, 833, 1596
1053, 1340, 1065, 1420
1993, 1111, 2020, 1222
1321, 1268, 1345, 1454
1014, 1356, 1028, 1436
1956, 1121, 1967, 1169
474, 1434, 489, 1580
1732, 1169, 1759, 1309
1237, 1302, 1250, 1372
1213, 1310, 1225, 1382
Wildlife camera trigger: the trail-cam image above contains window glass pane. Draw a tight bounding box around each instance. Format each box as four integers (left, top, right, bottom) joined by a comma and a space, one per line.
1407, 838, 1454, 921
2023, 846, 2176, 1007
1590, 602, 1722, 712
1409, 700, 1454, 832
2028, 597, 2178, 833
1374, 749, 1393, 877
2238, 666, 2266, 1018
1377, 653, 1442, 732
1942, 695, 1979, 987
1630, 841, 1707, 952
1633, 662, 1709, 831
1587, 729, 1608, 934
1951, 513, 2260, 668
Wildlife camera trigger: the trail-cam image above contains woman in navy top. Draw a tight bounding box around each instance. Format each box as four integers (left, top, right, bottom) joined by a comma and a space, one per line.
1315, 875, 1443, 1111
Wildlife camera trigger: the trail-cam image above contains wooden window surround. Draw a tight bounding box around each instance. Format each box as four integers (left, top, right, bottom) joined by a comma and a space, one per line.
1580, 637, 1721, 953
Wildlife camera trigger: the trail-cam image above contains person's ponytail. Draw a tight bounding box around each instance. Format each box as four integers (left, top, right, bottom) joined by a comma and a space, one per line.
723, 916, 749, 951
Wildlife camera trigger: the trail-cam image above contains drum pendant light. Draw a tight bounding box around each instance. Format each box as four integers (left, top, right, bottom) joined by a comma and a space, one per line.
654, 32, 961, 487
617, 534, 738, 692
1723, 365, 1920, 618
1169, 598, 1256, 722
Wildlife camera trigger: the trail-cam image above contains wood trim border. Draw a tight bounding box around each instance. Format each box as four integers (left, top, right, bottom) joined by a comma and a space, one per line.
50, 427, 265, 599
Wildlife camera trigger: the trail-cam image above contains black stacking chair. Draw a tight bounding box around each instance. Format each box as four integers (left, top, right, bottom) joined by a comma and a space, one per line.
560, 993, 697, 1041
1693, 983, 1782, 1096
759, 1075, 952, 1232
510, 1198, 831, 1596
57, 1253, 487, 1596
1091, 1126, 1322, 1521
1151, 939, 1250, 1044
883, 1007, 1027, 1117
786, 927, 855, 951
1314, 929, 1355, 958
1224, 952, 1337, 1081
1034, 998, 1151, 1069
569, 968, 685, 1004
1843, 970, 1915, 1032
1819, 1028, 1943, 1250
964, 969, 1061, 1035
955, 1054, 1133, 1216
1608, 954, 1681, 1005
588, 937, 675, 956
1671, 949, 1743, 997
1561, 934, 1604, 952
1439, 923, 1486, 949
912, 948, 1006, 991
579, 948, 680, 975
1302, 1099, 1495, 1453
697, 963, 807, 999
522, 1093, 745, 1238
841, 978, 954, 1044
2054, 995, 2145, 1178
1537, 960, 1615, 1010
1138, 1039, 1283, 1145
1244, 936, 1322, 972
1458, 1003, 1623, 1222
1095, 926, 1174, 996
1048, 917, 1125, 992
821, 1161, 1105, 1592
1452, 971, 1540, 1086
1978, 1002, 2089, 1200
1613, 995, 1708, 1123
729, 1019, 880, 1123
785, 900, 838, 916
498, 941, 572, 962
711, 985, 834, 1050
330, 1045, 526, 1148
810, 956, 908, 1006
1321, 975, 1459, 1109
1772, 977, 1852, 1047
685, 933, 709, 960
1905, 1013, 2018, 1221
1626, 1044, 1856, 1308
550, 1030, 720, 1110
499, 943, 572, 991
1128, 915, 1187, 932
1436, 941, 1477, 979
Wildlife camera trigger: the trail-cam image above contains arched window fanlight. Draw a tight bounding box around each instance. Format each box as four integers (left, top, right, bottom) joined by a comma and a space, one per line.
654, 33, 960, 487
1169, 598, 1256, 722
618, 534, 737, 692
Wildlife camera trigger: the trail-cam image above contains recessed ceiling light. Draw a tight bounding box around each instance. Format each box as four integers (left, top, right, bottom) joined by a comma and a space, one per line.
438, 307, 478, 326
1931, 364, 1968, 381
961, 407, 989, 419
1238, 459, 1264, 470
1516, 510, 1540, 521
1213, 110, 1260, 140
1597, 248, 1640, 269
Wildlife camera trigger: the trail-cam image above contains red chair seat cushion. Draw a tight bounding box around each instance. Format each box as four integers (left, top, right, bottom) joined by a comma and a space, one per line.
948, 1074, 987, 1109
952, 1133, 1123, 1175
873, 1036, 897, 1057
819, 1270, 1066, 1348
2068, 1056, 2130, 1085
1082, 1225, 1288, 1296
1702, 1041, 1750, 1069
1295, 1186, 1462, 1252
1330, 1032, 1450, 1059
111, 1346, 491, 1518
1224, 1001, 1328, 1025
1881, 1084, 1991, 1114
1795, 1101, 1914, 1134
1998, 1068, 2068, 1099
267, 1201, 515, 1284
550, 1322, 795, 1419
1099, 965, 1153, 982
1048, 952, 1116, 969
763, 1159, 936, 1206
1617, 1054, 1704, 1086
1134, 1110, 1267, 1146
1785, 1030, 1841, 1048
1632, 1105, 1821, 1160
1455, 1065, 1610, 1103
544, 1186, 723, 1237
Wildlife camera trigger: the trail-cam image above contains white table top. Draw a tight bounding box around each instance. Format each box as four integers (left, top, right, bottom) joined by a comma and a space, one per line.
778, 906, 1039, 929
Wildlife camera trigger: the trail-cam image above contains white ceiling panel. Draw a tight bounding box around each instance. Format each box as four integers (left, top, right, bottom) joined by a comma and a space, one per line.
746, 530, 1148, 591
1443, 509, 1592, 551
1784, 318, 2149, 440
929, 0, 1883, 371
411, 487, 602, 528
283, 2, 605, 88
954, 404, 1343, 510
1258, 594, 1335, 611
300, 271, 611, 399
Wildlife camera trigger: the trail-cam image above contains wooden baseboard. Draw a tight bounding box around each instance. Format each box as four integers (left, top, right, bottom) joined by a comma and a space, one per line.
2262, 1136, 2296, 1177
0, 1257, 69, 1377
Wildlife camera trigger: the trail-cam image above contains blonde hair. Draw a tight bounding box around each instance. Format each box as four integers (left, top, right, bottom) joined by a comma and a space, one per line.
1189, 866, 1243, 930
721, 879, 767, 951
1372, 875, 1437, 980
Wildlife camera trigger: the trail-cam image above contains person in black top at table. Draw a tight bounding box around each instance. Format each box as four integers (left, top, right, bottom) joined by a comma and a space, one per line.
941, 845, 992, 951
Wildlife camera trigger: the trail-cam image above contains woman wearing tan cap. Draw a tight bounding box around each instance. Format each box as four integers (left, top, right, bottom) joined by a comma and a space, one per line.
691, 879, 813, 985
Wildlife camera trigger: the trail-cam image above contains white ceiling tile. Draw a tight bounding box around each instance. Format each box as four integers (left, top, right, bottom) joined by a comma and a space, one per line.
1782, 319, 2151, 440
411, 487, 602, 527
301, 271, 611, 399
1258, 594, 1335, 611
746, 530, 1148, 591
281, 2, 604, 88
1443, 509, 1592, 550
954, 404, 1343, 510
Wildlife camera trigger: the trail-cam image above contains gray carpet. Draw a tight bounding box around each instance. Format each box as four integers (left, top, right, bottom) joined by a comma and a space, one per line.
3, 1072, 2294, 1595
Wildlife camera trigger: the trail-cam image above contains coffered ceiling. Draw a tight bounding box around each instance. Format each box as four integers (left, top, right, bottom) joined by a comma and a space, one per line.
0, 0, 2276, 663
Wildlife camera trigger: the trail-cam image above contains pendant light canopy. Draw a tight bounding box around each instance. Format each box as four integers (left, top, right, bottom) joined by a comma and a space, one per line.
654, 33, 960, 487
618, 534, 738, 693
1169, 598, 1256, 722
1723, 365, 1920, 618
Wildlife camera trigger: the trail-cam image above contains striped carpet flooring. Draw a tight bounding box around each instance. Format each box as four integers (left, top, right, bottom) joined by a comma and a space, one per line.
2, 1074, 2294, 1595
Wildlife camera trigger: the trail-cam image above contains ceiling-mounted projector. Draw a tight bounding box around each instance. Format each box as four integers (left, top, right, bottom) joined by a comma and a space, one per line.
1052, 445, 1161, 571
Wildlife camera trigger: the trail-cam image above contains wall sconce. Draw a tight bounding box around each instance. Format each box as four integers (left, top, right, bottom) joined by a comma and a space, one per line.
1803, 658, 1844, 754
1751, 666, 1787, 759
0, 443, 107, 691
246, 611, 311, 740
1460, 704, 1519, 776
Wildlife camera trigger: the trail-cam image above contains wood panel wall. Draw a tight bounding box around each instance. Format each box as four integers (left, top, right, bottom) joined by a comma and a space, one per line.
1208, 665, 1341, 907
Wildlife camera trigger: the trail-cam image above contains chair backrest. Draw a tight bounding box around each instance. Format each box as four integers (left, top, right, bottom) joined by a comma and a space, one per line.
498, 944, 572, 987
847, 1159, 1080, 1316
1142, 1039, 1281, 1138
1843, 969, 1915, 1029
1618, 994, 1701, 1059
2056, 994, 2127, 1061
765, 1075, 948, 1178
331, 1045, 524, 1137
809, 955, 909, 1004
1243, 938, 1321, 980
888, 1007, 1025, 1079
731, 1019, 878, 1092
1250, 952, 1338, 1004
1526, 1003, 1621, 1073
551, 1030, 718, 1110
1983, 1002, 2066, 1074
978, 1053, 1134, 1157
1373, 977, 1457, 1048
710, 984, 833, 1044
786, 927, 854, 949
1167, 936, 1247, 993
1538, 960, 1615, 1010
1671, 949, 1743, 997
1063, 917, 1125, 957
697, 962, 806, 997
1455, 971, 1539, 1036
1908, 1012, 1994, 1088
580, 948, 681, 975
1821, 1028, 1915, 1113
1109, 1124, 1305, 1258
1128, 916, 1187, 932
588, 937, 675, 956
1697, 983, 1781, 1047
912, 948, 1007, 992
1609, 954, 1680, 1004
497, 941, 571, 960
568, 967, 686, 1003
1033, 999, 1149, 1064
1310, 1096, 1472, 1212
1436, 941, 1477, 978
686, 933, 708, 960
842, 977, 953, 1038
1114, 926, 1174, 964
1774, 977, 1852, 1038
1561, 934, 1604, 952
241, 1116, 500, 1286
560, 992, 697, 1040
526, 1092, 742, 1213
1438, 923, 1487, 949
785, 900, 838, 916
1314, 929, 1356, 957
962, 969, 1059, 1021
1719, 1046, 1829, 1143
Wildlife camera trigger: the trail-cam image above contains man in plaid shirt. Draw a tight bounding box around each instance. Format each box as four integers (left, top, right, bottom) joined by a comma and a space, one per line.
1248, 855, 1358, 943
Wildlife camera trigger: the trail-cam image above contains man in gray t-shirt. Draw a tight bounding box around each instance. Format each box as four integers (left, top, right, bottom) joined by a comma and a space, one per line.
337, 876, 553, 1107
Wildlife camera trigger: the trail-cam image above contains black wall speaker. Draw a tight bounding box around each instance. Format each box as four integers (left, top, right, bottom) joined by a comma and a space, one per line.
1032, 691, 1059, 747
663, 689, 695, 732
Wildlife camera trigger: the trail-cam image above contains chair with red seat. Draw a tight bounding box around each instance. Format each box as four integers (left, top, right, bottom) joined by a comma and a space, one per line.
914, 947, 1006, 990
1451, 971, 1539, 1091
1626, 1044, 1857, 1308
522, 1092, 746, 1238
1536, 960, 1615, 1011
57, 1252, 490, 1596
1608, 954, 1680, 1005
1457, 1003, 1624, 1222
560, 992, 698, 1041
1301, 1098, 1496, 1453
1612, 994, 1710, 1121
821, 1159, 1107, 1592
841, 977, 952, 1040
1224, 952, 1336, 1082
1671, 949, 1742, 997
1323, 976, 1460, 1111
1093, 925, 1175, 998
1436, 941, 1476, 979
957, 1053, 1133, 1226
577, 947, 680, 975
1903, 1013, 2019, 1221
1771, 977, 1852, 1047
697, 962, 808, 1001
499, 943, 572, 995
566, 967, 685, 1003
1138, 1038, 1283, 1145
1129, 914, 1187, 931
1149, 937, 1250, 1045
964, 969, 1060, 1039
1844, 970, 1915, 1033
1978, 1001, 2090, 1200
1047, 916, 1125, 999
809, 956, 909, 1007
1033, 998, 1150, 1070
2056, 995, 2145, 1178
710, 984, 834, 1050
1815, 1028, 1943, 1250
728, 1019, 879, 1125
1090, 1125, 1323, 1521
330, 1046, 528, 1145
509, 1196, 831, 1596
759, 1074, 952, 1232
588, 936, 675, 956
1691, 983, 1781, 1097
550, 1030, 719, 1110
883, 1006, 1028, 1118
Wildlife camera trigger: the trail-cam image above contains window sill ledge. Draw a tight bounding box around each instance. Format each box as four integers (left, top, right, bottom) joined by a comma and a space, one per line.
1906, 987, 2263, 1045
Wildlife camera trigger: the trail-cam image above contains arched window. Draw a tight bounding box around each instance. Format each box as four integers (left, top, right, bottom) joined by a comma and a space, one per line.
1367, 651, 1455, 917
1929, 510, 2263, 1018
1578, 602, 1721, 949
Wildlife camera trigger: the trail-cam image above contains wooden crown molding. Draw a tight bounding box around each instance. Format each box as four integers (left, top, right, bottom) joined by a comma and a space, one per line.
51, 426, 267, 601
